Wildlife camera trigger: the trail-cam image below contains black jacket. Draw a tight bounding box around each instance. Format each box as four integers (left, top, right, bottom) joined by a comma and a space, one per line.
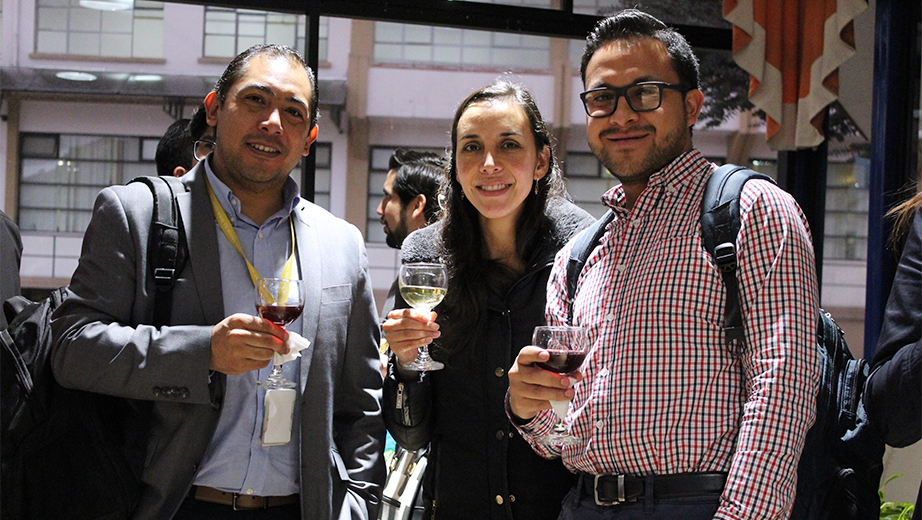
866, 206, 922, 518
383, 197, 594, 520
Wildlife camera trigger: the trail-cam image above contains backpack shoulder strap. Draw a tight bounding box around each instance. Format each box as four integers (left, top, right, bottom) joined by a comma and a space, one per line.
128, 176, 189, 327
565, 209, 615, 319
700, 164, 775, 345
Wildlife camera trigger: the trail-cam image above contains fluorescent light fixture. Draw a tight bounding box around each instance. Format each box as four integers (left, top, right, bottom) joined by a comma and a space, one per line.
79, 0, 133, 11
129, 74, 162, 82
55, 71, 97, 82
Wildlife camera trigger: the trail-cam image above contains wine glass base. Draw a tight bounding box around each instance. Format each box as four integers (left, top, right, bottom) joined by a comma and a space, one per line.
257, 377, 297, 389
536, 433, 582, 447
401, 358, 444, 371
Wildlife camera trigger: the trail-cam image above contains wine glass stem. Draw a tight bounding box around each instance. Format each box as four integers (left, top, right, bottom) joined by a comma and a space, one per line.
269, 364, 284, 380
417, 345, 434, 361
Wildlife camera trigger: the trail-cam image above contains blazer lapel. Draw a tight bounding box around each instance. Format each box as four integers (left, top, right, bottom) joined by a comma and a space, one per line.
293, 202, 318, 392
179, 167, 225, 325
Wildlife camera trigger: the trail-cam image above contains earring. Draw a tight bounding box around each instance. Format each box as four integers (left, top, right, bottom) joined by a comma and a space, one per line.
460, 190, 466, 200
534, 180, 539, 195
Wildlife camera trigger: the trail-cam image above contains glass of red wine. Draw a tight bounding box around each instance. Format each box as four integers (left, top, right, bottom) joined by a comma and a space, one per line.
255, 277, 306, 389
532, 325, 589, 446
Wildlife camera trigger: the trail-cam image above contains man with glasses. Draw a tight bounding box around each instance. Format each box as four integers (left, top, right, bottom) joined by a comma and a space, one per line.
155, 105, 215, 177
507, 9, 819, 520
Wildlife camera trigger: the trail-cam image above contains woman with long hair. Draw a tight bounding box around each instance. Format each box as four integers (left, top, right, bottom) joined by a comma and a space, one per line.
866, 190, 922, 519
381, 78, 594, 519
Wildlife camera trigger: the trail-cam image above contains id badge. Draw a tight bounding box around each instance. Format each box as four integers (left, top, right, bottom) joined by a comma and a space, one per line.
261, 388, 297, 446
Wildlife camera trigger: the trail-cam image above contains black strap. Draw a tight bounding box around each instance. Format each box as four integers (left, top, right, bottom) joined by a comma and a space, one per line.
566, 209, 615, 317
128, 176, 189, 328
700, 164, 775, 344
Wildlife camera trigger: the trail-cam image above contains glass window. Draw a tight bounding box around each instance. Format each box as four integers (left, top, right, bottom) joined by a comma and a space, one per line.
34, 0, 164, 58
373, 22, 551, 70
573, 0, 728, 28
306, 142, 332, 210
19, 133, 153, 233
460, 0, 555, 7
561, 152, 619, 219
202, 7, 329, 62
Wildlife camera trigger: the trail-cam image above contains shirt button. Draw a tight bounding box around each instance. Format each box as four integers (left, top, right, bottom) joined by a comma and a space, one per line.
495, 430, 504, 441
632, 218, 641, 227
596, 420, 604, 429
246, 488, 254, 494
258, 232, 264, 239
494, 367, 504, 377
599, 367, 609, 377
509, 495, 515, 502
231, 199, 237, 206
495, 495, 504, 505
615, 264, 626, 273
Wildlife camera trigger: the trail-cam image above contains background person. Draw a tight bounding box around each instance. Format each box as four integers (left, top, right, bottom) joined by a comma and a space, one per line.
507, 10, 819, 520
376, 148, 444, 320
155, 105, 214, 177
382, 78, 593, 520
52, 44, 385, 520
0, 209, 22, 329
866, 191, 922, 520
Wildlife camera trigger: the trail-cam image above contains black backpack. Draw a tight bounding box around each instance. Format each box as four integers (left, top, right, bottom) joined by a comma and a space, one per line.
1, 175, 189, 520
565, 164, 885, 520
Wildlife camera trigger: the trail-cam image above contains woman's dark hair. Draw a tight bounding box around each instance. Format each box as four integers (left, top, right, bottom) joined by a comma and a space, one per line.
213, 44, 320, 130
579, 9, 700, 91
436, 78, 565, 359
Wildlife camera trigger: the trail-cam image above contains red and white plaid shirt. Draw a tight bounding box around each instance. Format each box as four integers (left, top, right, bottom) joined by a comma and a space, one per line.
518, 150, 820, 519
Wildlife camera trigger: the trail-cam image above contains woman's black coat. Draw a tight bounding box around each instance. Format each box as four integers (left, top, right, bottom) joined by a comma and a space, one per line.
383, 197, 594, 520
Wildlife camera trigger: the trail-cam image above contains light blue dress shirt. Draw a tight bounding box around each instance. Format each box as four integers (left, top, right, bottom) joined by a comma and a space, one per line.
193, 159, 302, 496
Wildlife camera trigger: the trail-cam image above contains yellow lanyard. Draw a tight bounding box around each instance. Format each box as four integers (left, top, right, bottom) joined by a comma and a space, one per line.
206, 177, 296, 303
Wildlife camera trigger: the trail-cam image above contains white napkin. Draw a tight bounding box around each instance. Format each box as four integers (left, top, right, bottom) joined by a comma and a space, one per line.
549, 376, 577, 420
549, 400, 570, 421
272, 331, 311, 365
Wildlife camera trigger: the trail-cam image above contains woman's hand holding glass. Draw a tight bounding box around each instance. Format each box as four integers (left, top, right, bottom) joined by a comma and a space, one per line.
382, 308, 441, 370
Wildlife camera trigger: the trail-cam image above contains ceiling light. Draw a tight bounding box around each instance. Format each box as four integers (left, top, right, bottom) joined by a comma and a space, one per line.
129, 74, 162, 82
55, 71, 97, 82
79, 0, 133, 11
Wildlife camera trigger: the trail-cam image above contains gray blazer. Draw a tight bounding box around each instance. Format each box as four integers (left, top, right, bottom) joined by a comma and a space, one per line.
51, 165, 385, 520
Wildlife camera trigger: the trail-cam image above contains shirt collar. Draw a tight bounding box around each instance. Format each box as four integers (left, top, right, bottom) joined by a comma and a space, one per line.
203, 157, 302, 228
601, 149, 709, 212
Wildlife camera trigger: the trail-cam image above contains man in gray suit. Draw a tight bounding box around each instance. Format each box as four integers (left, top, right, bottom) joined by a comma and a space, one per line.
51, 44, 385, 520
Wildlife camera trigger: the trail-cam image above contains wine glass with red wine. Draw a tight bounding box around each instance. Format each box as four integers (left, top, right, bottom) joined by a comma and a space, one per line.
532, 325, 589, 446
255, 277, 306, 389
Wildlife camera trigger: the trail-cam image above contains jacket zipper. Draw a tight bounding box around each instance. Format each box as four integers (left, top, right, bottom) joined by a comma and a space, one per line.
396, 382, 411, 425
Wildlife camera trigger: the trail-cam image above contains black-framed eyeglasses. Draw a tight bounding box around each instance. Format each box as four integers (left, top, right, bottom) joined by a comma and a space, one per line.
579, 82, 691, 118
193, 139, 215, 162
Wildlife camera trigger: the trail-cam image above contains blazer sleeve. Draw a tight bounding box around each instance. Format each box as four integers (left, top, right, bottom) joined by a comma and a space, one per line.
330, 224, 387, 519
866, 207, 922, 448
50, 185, 214, 403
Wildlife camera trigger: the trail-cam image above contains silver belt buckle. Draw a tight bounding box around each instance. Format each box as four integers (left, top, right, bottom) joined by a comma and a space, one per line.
593, 474, 626, 506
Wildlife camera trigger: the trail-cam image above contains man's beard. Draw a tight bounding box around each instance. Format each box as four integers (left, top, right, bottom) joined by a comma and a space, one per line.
384, 213, 410, 249
591, 124, 690, 186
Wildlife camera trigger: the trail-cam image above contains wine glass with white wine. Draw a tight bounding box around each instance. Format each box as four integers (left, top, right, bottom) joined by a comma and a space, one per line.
398, 262, 447, 371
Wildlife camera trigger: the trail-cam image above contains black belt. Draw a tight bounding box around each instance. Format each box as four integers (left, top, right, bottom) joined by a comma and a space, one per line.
579, 472, 727, 506
192, 486, 299, 510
